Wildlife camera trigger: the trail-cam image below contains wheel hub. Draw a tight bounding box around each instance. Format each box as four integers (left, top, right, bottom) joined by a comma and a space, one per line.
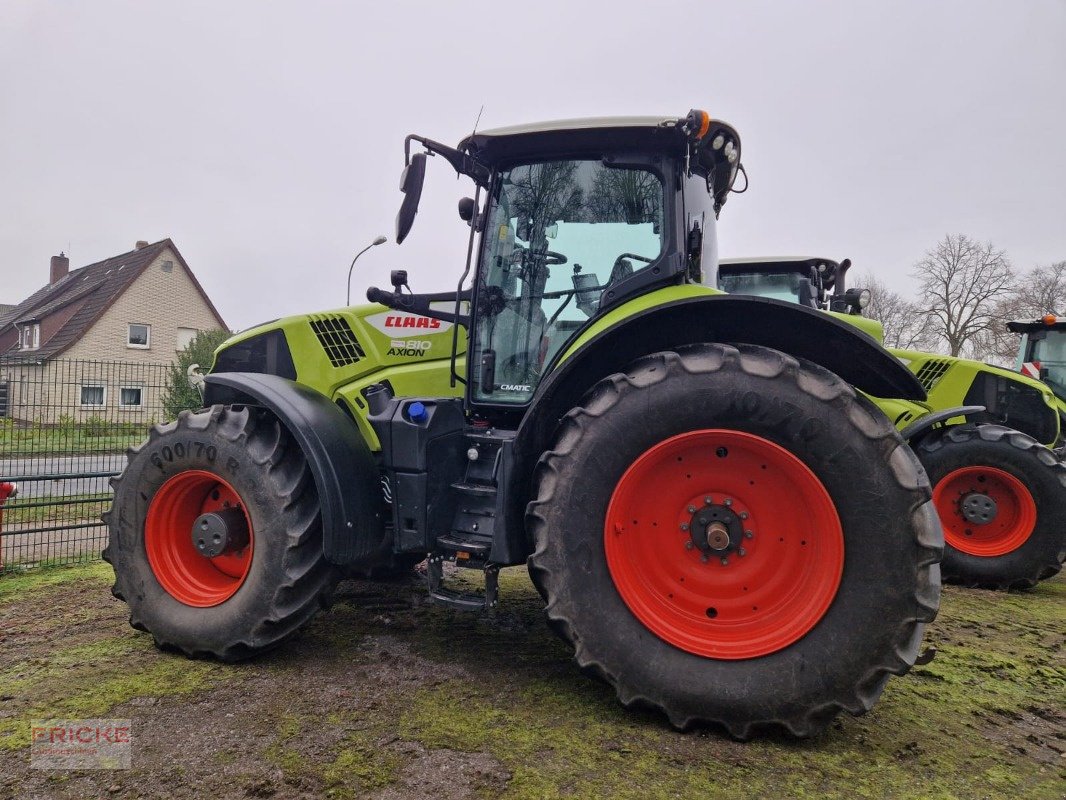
684, 497, 750, 561
959, 492, 998, 526
192, 507, 250, 557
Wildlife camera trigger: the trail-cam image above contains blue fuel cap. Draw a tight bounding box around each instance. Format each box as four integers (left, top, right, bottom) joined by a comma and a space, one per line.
407, 401, 429, 423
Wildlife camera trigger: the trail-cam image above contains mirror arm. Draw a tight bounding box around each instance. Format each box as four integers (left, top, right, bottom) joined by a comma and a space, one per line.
366, 287, 471, 327
404, 134, 490, 186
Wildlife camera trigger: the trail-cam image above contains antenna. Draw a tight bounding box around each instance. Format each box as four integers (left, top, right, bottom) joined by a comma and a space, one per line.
470, 105, 484, 138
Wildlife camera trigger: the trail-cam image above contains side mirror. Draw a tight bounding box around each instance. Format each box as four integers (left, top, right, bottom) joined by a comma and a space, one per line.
395, 152, 427, 244
458, 196, 476, 223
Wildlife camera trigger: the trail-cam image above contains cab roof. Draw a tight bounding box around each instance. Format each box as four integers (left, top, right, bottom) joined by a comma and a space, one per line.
459, 114, 730, 168
464, 115, 680, 141
1007, 317, 1066, 333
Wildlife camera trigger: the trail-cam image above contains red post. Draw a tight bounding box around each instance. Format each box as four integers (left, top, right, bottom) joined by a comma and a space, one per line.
0, 482, 17, 570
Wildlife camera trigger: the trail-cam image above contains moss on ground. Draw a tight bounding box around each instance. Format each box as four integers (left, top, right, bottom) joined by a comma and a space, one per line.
322, 729, 402, 798
264, 708, 402, 798
0, 562, 227, 751
390, 573, 1064, 800
0, 631, 222, 750
0, 561, 113, 604
1, 562, 1061, 798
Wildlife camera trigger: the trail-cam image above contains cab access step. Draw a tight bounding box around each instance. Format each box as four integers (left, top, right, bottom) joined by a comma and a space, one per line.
366, 386, 515, 611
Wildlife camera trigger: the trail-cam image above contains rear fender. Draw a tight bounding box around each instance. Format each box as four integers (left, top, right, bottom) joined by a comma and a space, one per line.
503, 294, 927, 550
204, 372, 385, 565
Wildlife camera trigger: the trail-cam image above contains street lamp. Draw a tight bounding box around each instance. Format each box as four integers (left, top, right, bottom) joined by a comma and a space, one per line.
346, 235, 388, 305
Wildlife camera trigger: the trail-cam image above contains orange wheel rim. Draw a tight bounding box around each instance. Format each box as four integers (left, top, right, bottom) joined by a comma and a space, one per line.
604, 430, 844, 660
145, 470, 254, 607
933, 466, 1036, 557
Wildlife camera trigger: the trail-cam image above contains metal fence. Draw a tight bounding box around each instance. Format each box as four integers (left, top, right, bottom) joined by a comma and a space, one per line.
0, 357, 171, 571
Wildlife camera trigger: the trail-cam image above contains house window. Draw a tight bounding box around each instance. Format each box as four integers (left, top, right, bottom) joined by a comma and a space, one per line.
128, 323, 151, 349
176, 327, 198, 351
80, 385, 106, 407
20, 323, 40, 351
119, 386, 143, 408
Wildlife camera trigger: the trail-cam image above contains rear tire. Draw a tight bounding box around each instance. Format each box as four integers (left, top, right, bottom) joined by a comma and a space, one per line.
527, 344, 942, 738
917, 424, 1066, 590
103, 405, 338, 661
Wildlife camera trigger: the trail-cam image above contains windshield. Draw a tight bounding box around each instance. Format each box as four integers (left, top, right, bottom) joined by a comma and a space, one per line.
719, 271, 809, 305
471, 159, 664, 404
1029, 331, 1066, 400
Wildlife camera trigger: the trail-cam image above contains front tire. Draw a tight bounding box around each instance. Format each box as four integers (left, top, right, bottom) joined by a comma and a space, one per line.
527, 344, 942, 738
917, 424, 1066, 590
103, 405, 338, 661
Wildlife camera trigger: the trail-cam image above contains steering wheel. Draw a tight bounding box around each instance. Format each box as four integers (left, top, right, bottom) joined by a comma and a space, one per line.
512, 246, 567, 267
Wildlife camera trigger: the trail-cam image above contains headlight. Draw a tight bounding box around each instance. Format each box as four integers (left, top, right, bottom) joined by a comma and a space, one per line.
843, 287, 872, 314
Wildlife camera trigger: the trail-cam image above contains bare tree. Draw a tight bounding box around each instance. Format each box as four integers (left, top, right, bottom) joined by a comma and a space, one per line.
859, 273, 935, 351
913, 234, 1014, 357
1014, 260, 1066, 318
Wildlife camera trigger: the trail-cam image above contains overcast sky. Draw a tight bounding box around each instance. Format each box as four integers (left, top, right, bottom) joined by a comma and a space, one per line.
1, 1, 1063, 331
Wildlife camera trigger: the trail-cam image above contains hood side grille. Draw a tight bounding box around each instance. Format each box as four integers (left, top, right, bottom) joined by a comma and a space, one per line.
914, 359, 952, 392
310, 315, 365, 368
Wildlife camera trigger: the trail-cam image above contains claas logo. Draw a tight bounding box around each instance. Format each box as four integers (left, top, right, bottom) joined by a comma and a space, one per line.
384, 315, 441, 330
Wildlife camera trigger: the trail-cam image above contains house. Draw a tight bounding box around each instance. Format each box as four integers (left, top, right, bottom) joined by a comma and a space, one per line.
0, 239, 226, 424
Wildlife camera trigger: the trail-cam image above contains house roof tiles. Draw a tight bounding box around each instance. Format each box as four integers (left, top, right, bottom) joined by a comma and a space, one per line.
1, 239, 226, 360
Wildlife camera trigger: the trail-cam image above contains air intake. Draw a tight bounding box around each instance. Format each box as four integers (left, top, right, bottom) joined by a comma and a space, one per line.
914, 359, 952, 392
309, 314, 365, 368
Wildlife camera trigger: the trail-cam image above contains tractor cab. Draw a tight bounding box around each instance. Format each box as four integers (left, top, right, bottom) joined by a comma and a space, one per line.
373, 111, 742, 414
1008, 315, 1066, 403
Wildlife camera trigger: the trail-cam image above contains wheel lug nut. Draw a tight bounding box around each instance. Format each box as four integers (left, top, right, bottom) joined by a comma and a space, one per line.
680, 523, 689, 531
687, 506, 696, 514
703, 496, 713, 505
744, 530, 754, 539
738, 547, 746, 557
700, 553, 710, 563
739, 511, 749, 520
685, 541, 694, 550
724, 498, 733, 506
720, 557, 729, 566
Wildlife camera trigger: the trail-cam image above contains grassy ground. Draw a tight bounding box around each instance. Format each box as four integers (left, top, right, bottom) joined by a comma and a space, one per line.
0, 422, 147, 457
0, 563, 1062, 799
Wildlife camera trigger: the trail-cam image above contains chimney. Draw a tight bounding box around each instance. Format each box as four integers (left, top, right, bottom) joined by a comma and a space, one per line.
135, 240, 149, 250
50, 252, 69, 284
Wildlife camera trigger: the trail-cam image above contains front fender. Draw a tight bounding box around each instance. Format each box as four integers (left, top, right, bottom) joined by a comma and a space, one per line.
204, 372, 385, 565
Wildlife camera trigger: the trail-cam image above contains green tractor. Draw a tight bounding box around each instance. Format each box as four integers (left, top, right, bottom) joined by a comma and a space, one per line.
1008, 314, 1066, 446
720, 256, 1066, 590
105, 111, 944, 739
